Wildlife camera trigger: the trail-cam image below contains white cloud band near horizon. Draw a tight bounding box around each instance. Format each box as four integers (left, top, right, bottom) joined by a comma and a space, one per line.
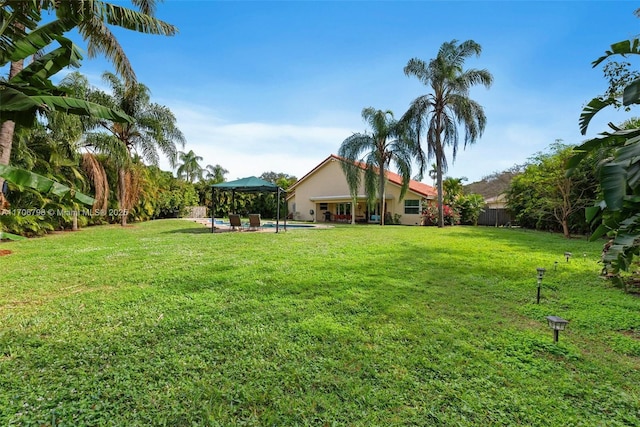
160, 102, 352, 181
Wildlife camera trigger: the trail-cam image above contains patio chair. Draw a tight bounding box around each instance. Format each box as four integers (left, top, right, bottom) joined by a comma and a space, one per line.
228, 214, 243, 231
248, 213, 262, 231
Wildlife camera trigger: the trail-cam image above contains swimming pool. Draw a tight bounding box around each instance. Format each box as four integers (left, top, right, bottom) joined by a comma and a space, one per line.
261, 223, 315, 229
210, 219, 318, 229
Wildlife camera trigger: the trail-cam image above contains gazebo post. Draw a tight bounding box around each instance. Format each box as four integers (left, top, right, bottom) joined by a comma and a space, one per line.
211, 187, 215, 233
232, 190, 236, 214
276, 188, 280, 233
283, 188, 287, 231
283, 190, 289, 231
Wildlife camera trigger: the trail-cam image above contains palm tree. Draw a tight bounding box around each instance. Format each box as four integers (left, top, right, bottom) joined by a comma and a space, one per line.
176, 150, 203, 183
85, 72, 185, 225
338, 107, 423, 226
204, 164, 229, 184
402, 39, 493, 227
442, 176, 467, 207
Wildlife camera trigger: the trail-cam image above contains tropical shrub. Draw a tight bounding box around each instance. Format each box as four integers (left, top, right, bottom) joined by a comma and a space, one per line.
458, 193, 485, 226
422, 203, 460, 226
507, 142, 598, 237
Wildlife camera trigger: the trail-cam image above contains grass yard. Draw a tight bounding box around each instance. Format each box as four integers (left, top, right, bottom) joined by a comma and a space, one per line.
1, 220, 639, 426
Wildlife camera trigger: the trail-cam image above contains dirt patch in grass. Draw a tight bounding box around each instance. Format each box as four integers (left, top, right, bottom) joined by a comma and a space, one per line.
621, 329, 640, 340
0, 249, 12, 256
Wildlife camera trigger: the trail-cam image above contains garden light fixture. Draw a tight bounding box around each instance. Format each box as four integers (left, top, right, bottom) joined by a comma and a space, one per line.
554, 261, 558, 271
564, 252, 572, 262
546, 315, 569, 343
536, 267, 546, 304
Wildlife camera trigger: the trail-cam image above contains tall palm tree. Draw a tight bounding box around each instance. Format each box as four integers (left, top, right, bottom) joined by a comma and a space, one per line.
402, 39, 493, 227
205, 164, 229, 183
176, 150, 203, 183
0, 0, 177, 203
85, 72, 185, 225
338, 107, 423, 226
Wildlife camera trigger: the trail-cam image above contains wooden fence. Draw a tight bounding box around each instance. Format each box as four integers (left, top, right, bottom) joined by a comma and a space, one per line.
477, 208, 512, 227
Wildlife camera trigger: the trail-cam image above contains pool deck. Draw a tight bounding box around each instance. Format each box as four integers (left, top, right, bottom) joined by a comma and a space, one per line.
186, 218, 331, 233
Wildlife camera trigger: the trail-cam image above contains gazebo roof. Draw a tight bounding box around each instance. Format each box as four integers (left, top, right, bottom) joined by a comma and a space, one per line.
212, 176, 283, 193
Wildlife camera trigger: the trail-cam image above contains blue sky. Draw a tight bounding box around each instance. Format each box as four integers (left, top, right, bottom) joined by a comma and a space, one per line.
63, 0, 640, 183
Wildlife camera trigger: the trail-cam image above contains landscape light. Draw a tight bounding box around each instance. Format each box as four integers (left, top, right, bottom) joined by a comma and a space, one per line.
554, 261, 558, 271
546, 315, 569, 343
564, 252, 572, 262
536, 267, 546, 304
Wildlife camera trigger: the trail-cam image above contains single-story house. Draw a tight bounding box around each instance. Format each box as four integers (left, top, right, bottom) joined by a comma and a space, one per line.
286, 154, 436, 225
484, 194, 507, 209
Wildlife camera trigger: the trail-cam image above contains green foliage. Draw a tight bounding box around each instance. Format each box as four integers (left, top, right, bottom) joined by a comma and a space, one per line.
383, 212, 402, 225
507, 142, 598, 237
574, 17, 640, 281
442, 176, 466, 206
458, 193, 485, 226
1, 223, 639, 425
3, 149, 200, 235
0, 0, 178, 86
260, 171, 297, 190
0, 7, 132, 126
176, 149, 204, 183
156, 179, 199, 219
0, 165, 95, 206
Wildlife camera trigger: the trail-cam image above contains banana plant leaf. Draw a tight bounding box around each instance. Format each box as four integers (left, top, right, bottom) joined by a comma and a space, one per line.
579, 98, 617, 135
9, 37, 83, 90
0, 164, 95, 206
623, 78, 640, 106
601, 161, 628, 211
0, 17, 78, 66
0, 86, 133, 125
592, 38, 640, 68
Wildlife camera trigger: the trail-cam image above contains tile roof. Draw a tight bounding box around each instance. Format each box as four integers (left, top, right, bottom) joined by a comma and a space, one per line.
289, 154, 436, 198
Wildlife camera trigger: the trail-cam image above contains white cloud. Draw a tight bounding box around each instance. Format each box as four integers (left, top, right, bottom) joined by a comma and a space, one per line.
160, 102, 353, 180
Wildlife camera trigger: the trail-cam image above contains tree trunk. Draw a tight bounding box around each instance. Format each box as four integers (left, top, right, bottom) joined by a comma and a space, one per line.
118, 167, 128, 226
72, 210, 78, 231
351, 197, 356, 225
562, 218, 570, 238
0, 59, 25, 207
379, 167, 386, 226
436, 155, 444, 228
0, 121, 15, 167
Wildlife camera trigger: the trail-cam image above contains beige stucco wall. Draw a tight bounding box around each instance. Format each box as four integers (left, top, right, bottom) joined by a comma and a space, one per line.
288, 158, 426, 226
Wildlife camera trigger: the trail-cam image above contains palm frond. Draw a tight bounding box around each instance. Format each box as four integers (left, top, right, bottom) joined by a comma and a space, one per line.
593, 38, 640, 68
579, 97, 618, 135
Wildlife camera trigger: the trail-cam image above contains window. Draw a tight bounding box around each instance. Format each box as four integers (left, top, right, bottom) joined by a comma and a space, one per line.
337, 203, 351, 215
319, 203, 328, 210
404, 199, 420, 215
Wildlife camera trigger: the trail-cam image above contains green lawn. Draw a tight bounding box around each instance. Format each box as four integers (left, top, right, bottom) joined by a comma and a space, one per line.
1, 220, 639, 426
